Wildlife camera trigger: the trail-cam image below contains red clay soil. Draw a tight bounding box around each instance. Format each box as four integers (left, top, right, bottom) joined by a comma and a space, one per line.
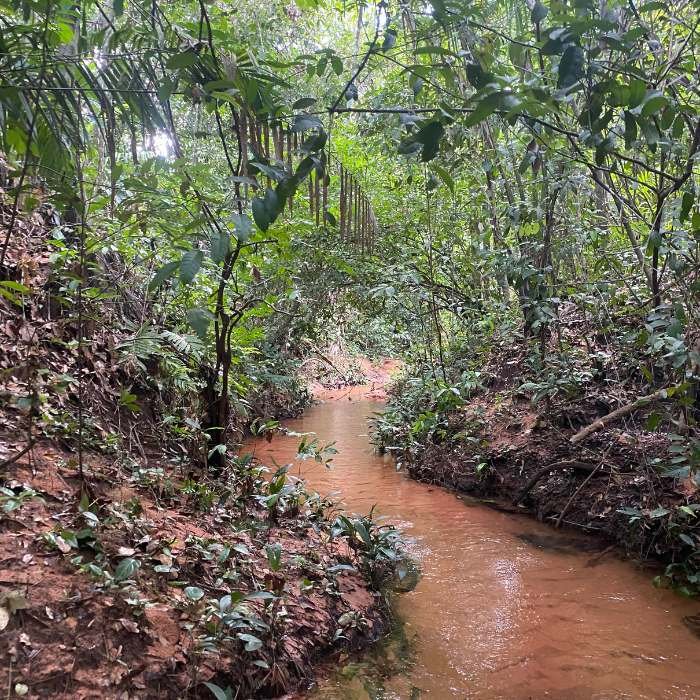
400, 369, 699, 580
0, 443, 388, 699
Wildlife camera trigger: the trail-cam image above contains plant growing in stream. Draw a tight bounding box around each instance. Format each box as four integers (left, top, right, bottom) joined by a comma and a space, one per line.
331, 510, 405, 588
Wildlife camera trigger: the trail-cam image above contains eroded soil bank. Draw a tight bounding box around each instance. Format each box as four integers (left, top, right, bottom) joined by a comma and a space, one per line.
248, 389, 700, 699
0, 441, 390, 698
375, 324, 700, 596
403, 388, 698, 588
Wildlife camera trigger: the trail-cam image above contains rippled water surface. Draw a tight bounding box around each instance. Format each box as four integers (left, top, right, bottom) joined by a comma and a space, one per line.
247, 390, 700, 699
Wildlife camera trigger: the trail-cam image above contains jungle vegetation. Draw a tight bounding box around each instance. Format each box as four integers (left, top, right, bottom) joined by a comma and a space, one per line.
1, 0, 700, 693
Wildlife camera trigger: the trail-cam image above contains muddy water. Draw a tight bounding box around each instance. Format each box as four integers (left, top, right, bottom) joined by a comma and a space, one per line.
248, 390, 700, 699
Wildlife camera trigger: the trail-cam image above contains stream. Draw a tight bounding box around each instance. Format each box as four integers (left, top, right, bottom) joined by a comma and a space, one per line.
248, 388, 700, 699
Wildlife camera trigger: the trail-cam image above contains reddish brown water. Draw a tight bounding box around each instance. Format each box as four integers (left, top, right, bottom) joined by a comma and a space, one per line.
248, 389, 700, 699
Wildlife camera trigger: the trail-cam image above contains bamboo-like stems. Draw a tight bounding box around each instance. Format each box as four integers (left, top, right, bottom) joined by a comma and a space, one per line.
239, 109, 249, 202
314, 166, 320, 227
286, 129, 293, 213
339, 164, 346, 239
322, 162, 328, 226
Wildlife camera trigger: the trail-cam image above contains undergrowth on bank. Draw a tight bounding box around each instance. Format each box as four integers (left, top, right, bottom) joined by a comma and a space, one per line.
2, 0, 700, 692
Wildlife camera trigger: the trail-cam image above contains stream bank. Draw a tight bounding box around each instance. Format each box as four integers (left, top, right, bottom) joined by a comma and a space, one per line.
398, 388, 700, 596
0, 218, 395, 698
0, 439, 392, 698
373, 327, 700, 596
248, 388, 700, 699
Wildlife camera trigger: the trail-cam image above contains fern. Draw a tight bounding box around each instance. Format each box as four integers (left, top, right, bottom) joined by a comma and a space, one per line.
116, 325, 163, 363
161, 330, 205, 359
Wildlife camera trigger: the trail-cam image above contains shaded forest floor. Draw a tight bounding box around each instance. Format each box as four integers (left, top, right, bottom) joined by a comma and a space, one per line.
0, 211, 395, 698
1, 441, 388, 698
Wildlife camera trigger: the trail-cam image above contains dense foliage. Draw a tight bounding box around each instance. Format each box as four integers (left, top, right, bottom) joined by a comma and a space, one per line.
1, 0, 700, 683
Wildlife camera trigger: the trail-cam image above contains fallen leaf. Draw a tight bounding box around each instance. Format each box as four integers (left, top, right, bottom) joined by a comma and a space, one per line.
55, 535, 71, 553
119, 618, 140, 634
0, 607, 9, 631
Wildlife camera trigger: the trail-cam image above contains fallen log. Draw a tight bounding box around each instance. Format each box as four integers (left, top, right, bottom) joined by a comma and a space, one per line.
569, 384, 684, 444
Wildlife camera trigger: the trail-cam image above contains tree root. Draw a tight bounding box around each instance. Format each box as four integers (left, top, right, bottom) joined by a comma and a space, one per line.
513, 460, 601, 505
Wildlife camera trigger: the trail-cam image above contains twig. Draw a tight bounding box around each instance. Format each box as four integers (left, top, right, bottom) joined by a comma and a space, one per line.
514, 461, 602, 505
0, 441, 36, 470
555, 450, 612, 529
328, 9, 381, 114
570, 384, 683, 444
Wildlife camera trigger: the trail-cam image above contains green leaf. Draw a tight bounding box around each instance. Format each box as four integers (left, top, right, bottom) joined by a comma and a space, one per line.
331, 55, 343, 75
148, 261, 180, 292
203, 683, 232, 700
0, 280, 31, 294
237, 633, 263, 651
210, 231, 230, 263
166, 50, 198, 70
232, 213, 253, 242
557, 45, 585, 89
416, 120, 444, 162
465, 63, 493, 90
353, 520, 373, 547
640, 118, 659, 147
509, 42, 526, 68
187, 308, 214, 339
265, 543, 282, 571
672, 115, 685, 139
292, 97, 317, 109
531, 1, 548, 23
464, 92, 501, 127
638, 1, 666, 12
264, 187, 281, 220
645, 412, 661, 431
184, 586, 205, 601
623, 111, 637, 149
252, 196, 270, 231
640, 91, 668, 117
114, 557, 140, 582
430, 164, 454, 194
659, 106, 676, 131
113, 0, 124, 17
680, 191, 694, 223
292, 114, 323, 132
179, 249, 203, 284
627, 79, 646, 108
